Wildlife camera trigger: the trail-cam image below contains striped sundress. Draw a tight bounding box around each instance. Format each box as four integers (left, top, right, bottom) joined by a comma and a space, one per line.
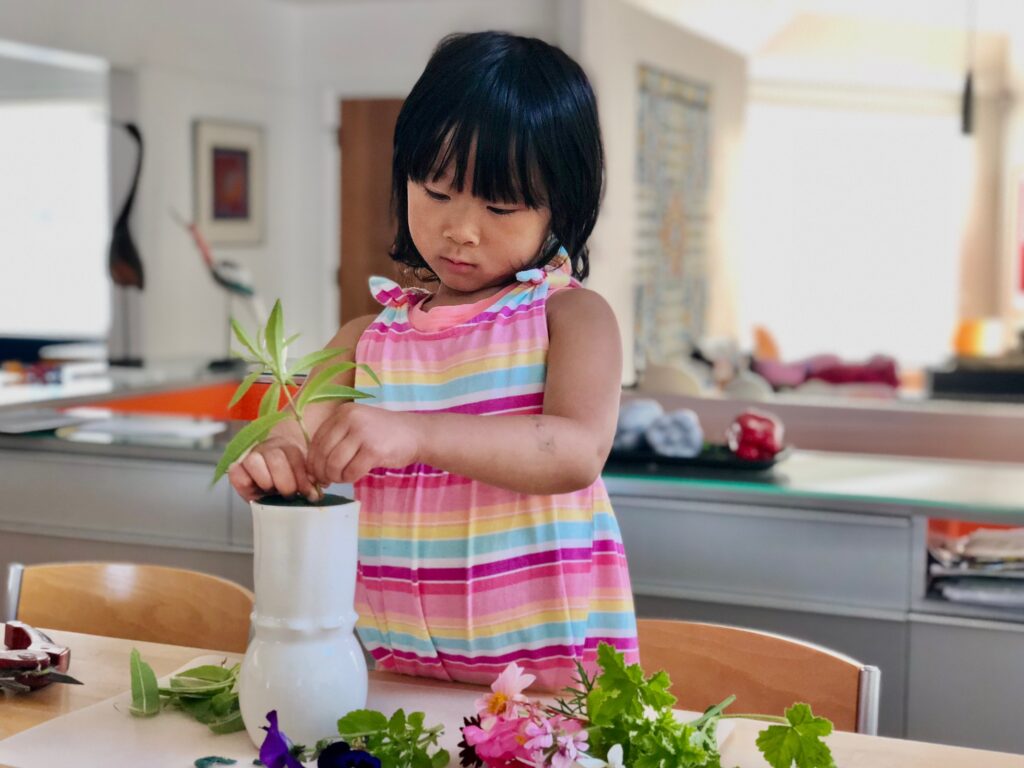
351, 258, 638, 690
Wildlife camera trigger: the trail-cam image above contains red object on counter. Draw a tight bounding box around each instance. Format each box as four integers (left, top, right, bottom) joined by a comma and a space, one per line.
726, 409, 785, 461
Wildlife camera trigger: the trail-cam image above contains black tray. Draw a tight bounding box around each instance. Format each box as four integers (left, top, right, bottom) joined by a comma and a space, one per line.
607, 443, 790, 473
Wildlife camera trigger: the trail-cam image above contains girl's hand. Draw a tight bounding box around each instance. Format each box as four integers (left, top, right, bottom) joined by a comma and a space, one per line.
307, 403, 421, 485
228, 436, 320, 503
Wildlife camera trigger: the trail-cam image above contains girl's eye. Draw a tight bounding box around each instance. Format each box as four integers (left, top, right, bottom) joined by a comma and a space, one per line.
424, 188, 449, 201
487, 206, 518, 216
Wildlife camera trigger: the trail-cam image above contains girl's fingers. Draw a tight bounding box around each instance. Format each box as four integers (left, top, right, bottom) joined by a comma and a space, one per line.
323, 436, 360, 486
227, 464, 259, 501
242, 451, 275, 491
340, 446, 375, 484
312, 422, 348, 486
263, 449, 298, 497
280, 443, 318, 501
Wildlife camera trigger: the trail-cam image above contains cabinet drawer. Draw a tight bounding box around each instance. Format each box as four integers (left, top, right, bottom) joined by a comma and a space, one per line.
611, 495, 912, 612
0, 452, 230, 546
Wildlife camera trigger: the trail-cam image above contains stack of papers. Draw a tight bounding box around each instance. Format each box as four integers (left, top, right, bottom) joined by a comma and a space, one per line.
929, 528, 1024, 609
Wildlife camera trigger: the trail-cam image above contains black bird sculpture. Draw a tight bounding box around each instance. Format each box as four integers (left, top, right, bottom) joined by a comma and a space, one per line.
108, 122, 145, 289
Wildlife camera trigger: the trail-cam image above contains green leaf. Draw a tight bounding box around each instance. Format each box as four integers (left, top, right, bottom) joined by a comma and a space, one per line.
356, 362, 382, 387
194, 757, 237, 768
388, 708, 407, 737
756, 703, 835, 768
294, 364, 362, 411
430, 749, 450, 768
265, 300, 285, 374
228, 371, 263, 409
128, 648, 160, 717
287, 347, 351, 378
283, 332, 300, 351
210, 690, 238, 716
178, 697, 215, 723
211, 411, 290, 485
305, 384, 374, 404
176, 665, 234, 683
207, 707, 246, 735
258, 382, 282, 418
337, 708, 389, 737
231, 318, 263, 361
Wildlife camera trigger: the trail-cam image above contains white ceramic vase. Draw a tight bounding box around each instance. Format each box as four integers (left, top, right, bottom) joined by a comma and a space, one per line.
238, 494, 368, 748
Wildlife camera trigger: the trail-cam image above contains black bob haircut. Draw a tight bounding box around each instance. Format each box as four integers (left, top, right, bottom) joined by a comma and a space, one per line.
390, 31, 604, 281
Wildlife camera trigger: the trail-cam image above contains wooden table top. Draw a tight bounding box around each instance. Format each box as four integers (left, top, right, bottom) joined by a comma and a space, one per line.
1, 629, 1022, 768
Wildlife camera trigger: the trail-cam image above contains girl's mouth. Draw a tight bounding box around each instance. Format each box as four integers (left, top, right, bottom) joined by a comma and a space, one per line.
441, 256, 476, 272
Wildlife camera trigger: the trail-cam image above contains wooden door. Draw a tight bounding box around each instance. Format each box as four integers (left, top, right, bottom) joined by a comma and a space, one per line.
339, 98, 405, 325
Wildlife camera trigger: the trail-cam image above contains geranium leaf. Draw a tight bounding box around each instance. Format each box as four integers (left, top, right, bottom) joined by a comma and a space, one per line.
756, 703, 835, 768
337, 708, 389, 737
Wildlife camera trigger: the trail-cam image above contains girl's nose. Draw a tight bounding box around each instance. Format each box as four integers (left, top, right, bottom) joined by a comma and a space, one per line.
442, 207, 480, 247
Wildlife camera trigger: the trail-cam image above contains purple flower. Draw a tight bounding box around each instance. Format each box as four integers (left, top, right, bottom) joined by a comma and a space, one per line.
258, 711, 303, 768
317, 740, 381, 768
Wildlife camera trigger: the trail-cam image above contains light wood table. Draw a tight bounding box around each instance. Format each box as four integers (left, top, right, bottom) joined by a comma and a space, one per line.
1, 629, 1022, 767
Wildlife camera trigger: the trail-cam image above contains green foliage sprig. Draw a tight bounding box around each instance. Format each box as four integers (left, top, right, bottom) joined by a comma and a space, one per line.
211, 299, 379, 488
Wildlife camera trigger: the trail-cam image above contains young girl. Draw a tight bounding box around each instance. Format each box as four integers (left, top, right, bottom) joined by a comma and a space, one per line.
229, 31, 638, 690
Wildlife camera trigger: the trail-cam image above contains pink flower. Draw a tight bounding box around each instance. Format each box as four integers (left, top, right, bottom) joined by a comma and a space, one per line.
523, 717, 554, 752
550, 722, 588, 768
475, 662, 536, 720
464, 716, 532, 767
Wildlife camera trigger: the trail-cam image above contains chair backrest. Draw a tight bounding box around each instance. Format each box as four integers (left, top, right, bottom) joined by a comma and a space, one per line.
637, 618, 880, 734
5, 562, 254, 653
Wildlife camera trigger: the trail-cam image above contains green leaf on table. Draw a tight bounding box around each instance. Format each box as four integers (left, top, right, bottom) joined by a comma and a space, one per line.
337, 708, 389, 737
756, 703, 835, 768
210, 690, 238, 716
231, 318, 263, 361
207, 706, 246, 735
211, 410, 290, 485
176, 664, 235, 683
128, 648, 160, 717
228, 370, 263, 409
388, 708, 407, 737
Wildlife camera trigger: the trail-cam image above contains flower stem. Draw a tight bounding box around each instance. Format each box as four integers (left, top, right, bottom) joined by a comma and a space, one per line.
720, 714, 789, 725
279, 376, 322, 498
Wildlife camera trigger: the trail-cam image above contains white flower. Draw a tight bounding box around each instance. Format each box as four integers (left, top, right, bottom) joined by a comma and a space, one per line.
574, 743, 624, 768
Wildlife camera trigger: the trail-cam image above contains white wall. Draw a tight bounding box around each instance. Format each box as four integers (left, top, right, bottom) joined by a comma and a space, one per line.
0, 0, 310, 360
575, 0, 747, 382
295, 0, 559, 344
0, 0, 562, 360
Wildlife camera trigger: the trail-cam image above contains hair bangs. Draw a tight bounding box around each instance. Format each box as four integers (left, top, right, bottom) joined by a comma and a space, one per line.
409, 102, 548, 210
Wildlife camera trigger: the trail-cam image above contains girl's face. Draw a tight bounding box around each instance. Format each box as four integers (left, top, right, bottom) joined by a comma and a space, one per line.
406, 157, 552, 296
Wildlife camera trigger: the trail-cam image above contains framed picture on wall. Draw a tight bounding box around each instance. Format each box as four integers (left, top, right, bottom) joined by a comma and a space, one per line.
193, 119, 265, 245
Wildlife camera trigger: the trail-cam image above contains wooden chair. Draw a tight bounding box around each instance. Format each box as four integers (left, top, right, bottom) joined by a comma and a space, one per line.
637, 618, 880, 734
3, 562, 254, 654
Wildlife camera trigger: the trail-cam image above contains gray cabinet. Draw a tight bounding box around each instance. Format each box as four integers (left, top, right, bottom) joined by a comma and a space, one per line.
907, 614, 1024, 753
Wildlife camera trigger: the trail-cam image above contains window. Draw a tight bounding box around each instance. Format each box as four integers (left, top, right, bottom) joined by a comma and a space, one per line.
738, 91, 968, 368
